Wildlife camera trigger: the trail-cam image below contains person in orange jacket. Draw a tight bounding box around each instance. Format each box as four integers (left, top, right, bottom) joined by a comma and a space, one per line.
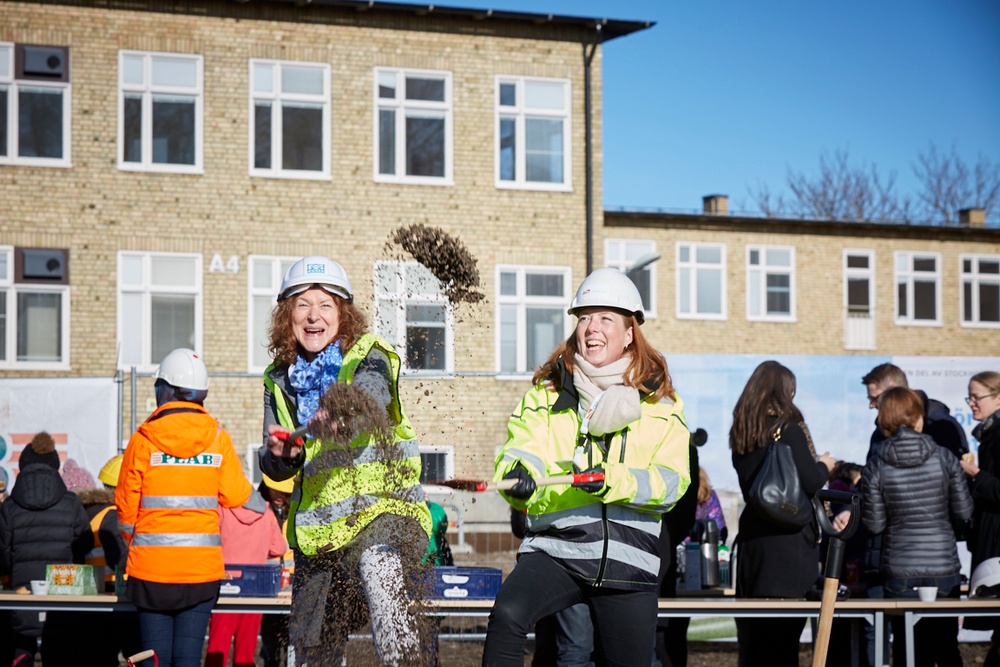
116, 348, 253, 667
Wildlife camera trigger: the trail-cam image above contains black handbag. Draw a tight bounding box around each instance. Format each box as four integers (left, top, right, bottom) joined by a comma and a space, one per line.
749, 426, 814, 527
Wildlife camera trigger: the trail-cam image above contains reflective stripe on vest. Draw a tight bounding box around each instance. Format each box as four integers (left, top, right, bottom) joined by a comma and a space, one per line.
131, 533, 222, 547
141, 495, 219, 510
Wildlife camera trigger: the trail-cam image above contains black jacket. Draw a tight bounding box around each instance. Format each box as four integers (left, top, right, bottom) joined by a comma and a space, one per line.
0, 464, 93, 636
968, 410, 1000, 571
862, 427, 973, 578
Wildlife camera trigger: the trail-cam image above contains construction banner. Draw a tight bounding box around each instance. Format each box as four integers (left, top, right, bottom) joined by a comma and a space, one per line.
0, 377, 117, 492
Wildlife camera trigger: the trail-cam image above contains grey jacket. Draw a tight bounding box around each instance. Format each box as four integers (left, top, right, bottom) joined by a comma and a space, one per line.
862, 427, 974, 578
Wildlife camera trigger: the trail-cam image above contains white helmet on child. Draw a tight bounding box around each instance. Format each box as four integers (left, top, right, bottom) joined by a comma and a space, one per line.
278, 256, 353, 303
969, 557, 1000, 598
568, 267, 645, 324
154, 348, 209, 391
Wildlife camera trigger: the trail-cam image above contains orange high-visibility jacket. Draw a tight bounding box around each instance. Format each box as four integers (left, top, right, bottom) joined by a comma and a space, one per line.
116, 401, 252, 584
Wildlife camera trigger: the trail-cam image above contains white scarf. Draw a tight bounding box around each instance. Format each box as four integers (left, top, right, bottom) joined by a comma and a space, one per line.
573, 353, 642, 436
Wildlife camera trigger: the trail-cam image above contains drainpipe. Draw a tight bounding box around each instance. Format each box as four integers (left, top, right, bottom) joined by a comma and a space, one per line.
583, 23, 603, 274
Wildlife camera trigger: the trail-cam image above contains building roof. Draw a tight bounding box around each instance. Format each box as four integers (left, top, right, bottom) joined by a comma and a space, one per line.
256, 0, 653, 42
605, 208, 1000, 243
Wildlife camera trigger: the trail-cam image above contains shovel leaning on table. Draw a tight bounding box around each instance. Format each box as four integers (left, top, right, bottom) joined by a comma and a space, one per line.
811, 488, 862, 667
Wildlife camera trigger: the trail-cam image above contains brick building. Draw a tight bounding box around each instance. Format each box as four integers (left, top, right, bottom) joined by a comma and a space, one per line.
0, 1, 650, 518
2, 1, 998, 542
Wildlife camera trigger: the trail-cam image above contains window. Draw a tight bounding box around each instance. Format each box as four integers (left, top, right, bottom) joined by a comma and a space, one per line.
843, 250, 876, 349
419, 445, 454, 486
118, 251, 202, 370
895, 251, 940, 325
676, 242, 726, 320
374, 261, 453, 373
746, 245, 795, 321
496, 76, 570, 189
496, 266, 571, 374
605, 240, 658, 317
374, 68, 452, 184
961, 254, 1000, 326
0, 246, 70, 369
250, 60, 329, 179
248, 255, 298, 371
0, 43, 71, 167
118, 51, 202, 173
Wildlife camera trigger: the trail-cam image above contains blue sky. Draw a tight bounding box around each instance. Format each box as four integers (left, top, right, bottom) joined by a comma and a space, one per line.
397, 0, 1000, 216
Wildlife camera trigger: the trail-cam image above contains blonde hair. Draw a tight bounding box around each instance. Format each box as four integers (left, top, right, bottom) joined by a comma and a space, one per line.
697, 468, 712, 506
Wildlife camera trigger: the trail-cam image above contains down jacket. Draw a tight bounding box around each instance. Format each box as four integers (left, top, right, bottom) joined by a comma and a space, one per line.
862, 427, 973, 578
0, 463, 93, 636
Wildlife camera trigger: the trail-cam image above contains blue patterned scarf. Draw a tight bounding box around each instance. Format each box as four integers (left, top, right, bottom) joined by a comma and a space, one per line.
287, 341, 343, 427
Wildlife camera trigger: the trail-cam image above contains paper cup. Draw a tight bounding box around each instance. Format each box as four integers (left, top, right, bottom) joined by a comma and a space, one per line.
29, 580, 49, 596
916, 586, 937, 602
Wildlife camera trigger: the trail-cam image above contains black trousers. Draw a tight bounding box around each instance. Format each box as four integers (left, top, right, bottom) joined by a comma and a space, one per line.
482, 552, 657, 667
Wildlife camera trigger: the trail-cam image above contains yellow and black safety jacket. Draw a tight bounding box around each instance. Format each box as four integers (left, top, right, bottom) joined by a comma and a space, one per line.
262, 334, 431, 556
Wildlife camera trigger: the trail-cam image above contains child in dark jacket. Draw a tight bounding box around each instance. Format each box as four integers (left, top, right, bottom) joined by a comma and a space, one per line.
0, 432, 93, 666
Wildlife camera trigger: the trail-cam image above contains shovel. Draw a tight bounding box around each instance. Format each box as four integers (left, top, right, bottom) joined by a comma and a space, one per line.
126, 650, 158, 667
427, 472, 605, 493
811, 488, 862, 667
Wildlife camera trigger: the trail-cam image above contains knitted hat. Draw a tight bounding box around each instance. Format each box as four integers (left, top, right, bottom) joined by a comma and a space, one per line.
20, 431, 60, 470
62, 459, 96, 491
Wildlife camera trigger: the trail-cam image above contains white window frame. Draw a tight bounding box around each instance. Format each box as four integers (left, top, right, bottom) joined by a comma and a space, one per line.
843, 249, 875, 316
117, 250, 203, 371
676, 241, 727, 321
746, 245, 796, 322
247, 255, 299, 373
0, 246, 71, 370
248, 59, 330, 180
960, 253, 1000, 328
418, 444, 455, 486
373, 67, 453, 186
605, 239, 658, 319
0, 42, 72, 168
894, 251, 942, 327
495, 264, 573, 376
117, 50, 203, 174
374, 260, 454, 375
494, 75, 571, 191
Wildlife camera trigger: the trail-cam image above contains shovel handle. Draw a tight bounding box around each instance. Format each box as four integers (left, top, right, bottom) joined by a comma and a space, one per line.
495, 472, 605, 491
126, 650, 157, 666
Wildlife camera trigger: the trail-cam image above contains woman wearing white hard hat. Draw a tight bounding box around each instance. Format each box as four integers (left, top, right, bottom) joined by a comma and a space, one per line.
485, 268, 692, 666
960, 370, 1000, 664
258, 255, 431, 666
116, 348, 253, 667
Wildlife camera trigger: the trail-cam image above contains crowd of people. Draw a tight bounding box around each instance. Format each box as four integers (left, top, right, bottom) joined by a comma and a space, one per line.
0, 257, 996, 667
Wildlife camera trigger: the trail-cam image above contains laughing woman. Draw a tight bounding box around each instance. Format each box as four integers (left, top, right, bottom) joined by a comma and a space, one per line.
258, 255, 432, 666
484, 268, 692, 666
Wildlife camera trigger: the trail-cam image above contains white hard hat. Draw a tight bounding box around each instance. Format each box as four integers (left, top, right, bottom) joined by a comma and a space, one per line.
568, 267, 645, 324
154, 348, 209, 391
278, 256, 353, 303
970, 557, 1000, 598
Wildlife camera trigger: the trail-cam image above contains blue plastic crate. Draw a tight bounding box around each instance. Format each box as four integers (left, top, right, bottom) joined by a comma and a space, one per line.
430, 566, 502, 599
220, 563, 282, 597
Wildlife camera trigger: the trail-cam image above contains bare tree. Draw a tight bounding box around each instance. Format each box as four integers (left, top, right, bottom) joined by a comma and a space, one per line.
751, 150, 913, 223
913, 144, 1000, 224
750, 145, 1000, 225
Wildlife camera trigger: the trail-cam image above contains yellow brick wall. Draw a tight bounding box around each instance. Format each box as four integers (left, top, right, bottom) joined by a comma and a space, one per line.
602, 217, 1000, 357
0, 2, 602, 502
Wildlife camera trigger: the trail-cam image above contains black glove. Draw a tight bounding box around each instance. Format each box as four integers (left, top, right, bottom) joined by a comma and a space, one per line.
572, 465, 606, 494
502, 466, 536, 500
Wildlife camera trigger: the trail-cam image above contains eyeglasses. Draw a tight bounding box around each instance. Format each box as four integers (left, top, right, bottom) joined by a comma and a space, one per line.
867, 391, 884, 407
965, 392, 999, 406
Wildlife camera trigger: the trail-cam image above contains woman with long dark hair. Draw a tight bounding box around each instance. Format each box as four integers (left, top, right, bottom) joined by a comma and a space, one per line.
730, 361, 835, 666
